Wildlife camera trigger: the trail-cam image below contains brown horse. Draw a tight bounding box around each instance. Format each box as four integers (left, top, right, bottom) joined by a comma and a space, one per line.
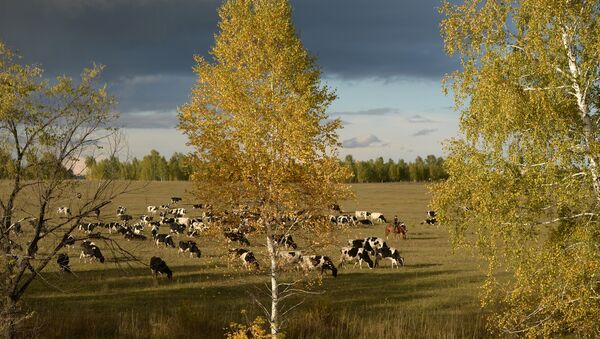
385, 223, 407, 240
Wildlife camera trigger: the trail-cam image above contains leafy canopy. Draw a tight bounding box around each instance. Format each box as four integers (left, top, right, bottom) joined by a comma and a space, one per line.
178, 0, 351, 216
433, 0, 599, 337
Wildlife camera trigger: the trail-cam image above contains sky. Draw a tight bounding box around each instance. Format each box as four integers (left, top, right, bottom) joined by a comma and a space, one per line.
0, 0, 460, 161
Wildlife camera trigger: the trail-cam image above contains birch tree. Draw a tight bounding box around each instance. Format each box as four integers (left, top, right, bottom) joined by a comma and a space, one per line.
433, 1, 599, 337
178, 0, 351, 336
0, 42, 127, 338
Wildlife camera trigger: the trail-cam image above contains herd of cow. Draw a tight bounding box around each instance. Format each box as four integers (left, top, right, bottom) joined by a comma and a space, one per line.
53, 198, 437, 280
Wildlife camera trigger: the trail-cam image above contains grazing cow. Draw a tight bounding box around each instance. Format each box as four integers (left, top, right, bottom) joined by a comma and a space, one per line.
170, 197, 182, 204
385, 222, 407, 239
57, 207, 71, 216
147, 206, 159, 214
192, 203, 204, 209
230, 248, 259, 270
150, 256, 173, 279
348, 237, 388, 255
178, 240, 202, 258
358, 219, 373, 226
329, 203, 341, 212
62, 234, 76, 248
272, 234, 298, 249
119, 214, 133, 223
224, 229, 250, 246
421, 210, 437, 225
355, 211, 371, 219
78, 222, 98, 233
370, 212, 387, 223
159, 204, 170, 210
152, 229, 175, 248
80, 241, 105, 263
169, 223, 186, 235
339, 246, 375, 269
140, 215, 153, 223
337, 215, 357, 225
328, 215, 338, 224
159, 217, 175, 225
277, 251, 303, 269
116, 206, 127, 216
377, 247, 405, 268
300, 255, 337, 277
57, 253, 71, 273
124, 231, 147, 241
170, 208, 186, 217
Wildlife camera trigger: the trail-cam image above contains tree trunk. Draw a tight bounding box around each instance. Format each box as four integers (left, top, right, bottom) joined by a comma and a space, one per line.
265, 224, 280, 338
3, 295, 18, 339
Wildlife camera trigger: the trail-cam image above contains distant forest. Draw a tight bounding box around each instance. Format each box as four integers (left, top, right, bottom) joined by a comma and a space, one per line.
0, 149, 447, 182
84, 150, 447, 182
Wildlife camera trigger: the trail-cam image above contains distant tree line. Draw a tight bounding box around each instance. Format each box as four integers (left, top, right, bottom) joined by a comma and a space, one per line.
0, 149, 447, 183
85, 150, 191, 181
342, 155, 448, 183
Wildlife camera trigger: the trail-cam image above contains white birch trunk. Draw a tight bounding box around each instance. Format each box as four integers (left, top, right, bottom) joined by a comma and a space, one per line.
561, 29, 600, 202
265, 223, 280, 338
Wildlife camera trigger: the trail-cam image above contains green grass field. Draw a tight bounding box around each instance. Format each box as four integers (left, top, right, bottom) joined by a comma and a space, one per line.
15, 181, 488, 338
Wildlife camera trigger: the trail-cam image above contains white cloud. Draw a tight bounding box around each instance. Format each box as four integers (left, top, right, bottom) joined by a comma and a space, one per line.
412, 128, 437, 136
342, 134, 386, 148
407, 114, 434, 123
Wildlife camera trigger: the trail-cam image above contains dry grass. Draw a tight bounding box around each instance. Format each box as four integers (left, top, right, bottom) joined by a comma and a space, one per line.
8, 181, 488, 338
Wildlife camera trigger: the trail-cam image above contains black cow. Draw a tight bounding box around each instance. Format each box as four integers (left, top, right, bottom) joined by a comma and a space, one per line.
62, 234, 76, 248
358, 219, 373, 226
150, 256, 173, 279
152, 230, 176, 248
178, 240, 202, 258
170, 197, 182, 204
57, 253, 71, 273
169, 222, 186, 235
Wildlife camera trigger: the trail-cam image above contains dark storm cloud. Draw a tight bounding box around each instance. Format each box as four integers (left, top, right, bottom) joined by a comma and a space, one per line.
0, 0, 453, 115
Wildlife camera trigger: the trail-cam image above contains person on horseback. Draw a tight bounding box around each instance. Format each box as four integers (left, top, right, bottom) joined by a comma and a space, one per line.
393, 215, 400, 233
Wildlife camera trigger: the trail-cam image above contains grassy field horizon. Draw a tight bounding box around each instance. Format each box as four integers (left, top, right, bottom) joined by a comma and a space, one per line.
12, 181, 489, 338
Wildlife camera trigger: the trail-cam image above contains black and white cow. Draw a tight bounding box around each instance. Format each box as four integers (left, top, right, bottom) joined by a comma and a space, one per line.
192, 203, 204, 209
178, 240, 202, 258
140, 215, 153, 223
170, 197, 182, 204
224, 229, 250, 246
116, 206, 127, 216
370, 212, 387, 223
57, 253, 71, 273
152, 230, 175, 248
62, 234, 76, 248
79, 241, 105, 263
273, 234, 298, 249
78, 222, 98, 233
422, 210, 437, 225
339, 246, 375, 269
124, 231, 147, 241
230, 248, 259, 270
170, 208, 186, 217
277, 251, 303, 269
300, 255, 338, 277
160, 217, 175, 225
169, 222, 186, 235
119, 214, 133, 223
150, 256, 173, 279
377, 247, 405, 268
57, 207, 71, 216
355, 211, 371, 219
147, 206, 159, 214
348, 237, 388, 256
159, 204, 170, 210
358, 219, 373, 226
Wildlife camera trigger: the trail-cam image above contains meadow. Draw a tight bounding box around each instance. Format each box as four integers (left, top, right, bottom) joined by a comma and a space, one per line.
15, 181, 488, 338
